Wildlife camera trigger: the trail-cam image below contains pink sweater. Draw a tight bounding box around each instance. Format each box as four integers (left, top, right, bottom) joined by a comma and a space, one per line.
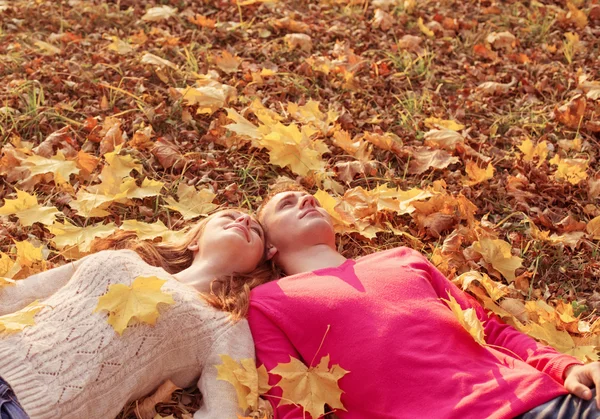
248, 247, 583, 419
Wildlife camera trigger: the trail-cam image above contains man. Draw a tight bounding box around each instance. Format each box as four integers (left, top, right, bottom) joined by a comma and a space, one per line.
249, 182, 600, 419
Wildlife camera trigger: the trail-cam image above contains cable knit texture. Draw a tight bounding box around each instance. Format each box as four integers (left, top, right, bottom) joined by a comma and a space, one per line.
0, 249, 252, 419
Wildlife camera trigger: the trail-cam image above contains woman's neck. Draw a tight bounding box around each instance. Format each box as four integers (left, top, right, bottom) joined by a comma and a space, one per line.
172, 258, 232, 292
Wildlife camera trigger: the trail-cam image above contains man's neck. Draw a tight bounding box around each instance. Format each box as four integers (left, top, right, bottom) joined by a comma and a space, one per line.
278, 244, 347, 276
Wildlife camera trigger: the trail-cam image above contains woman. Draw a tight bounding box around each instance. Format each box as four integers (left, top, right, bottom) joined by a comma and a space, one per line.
0, 209, 273, 419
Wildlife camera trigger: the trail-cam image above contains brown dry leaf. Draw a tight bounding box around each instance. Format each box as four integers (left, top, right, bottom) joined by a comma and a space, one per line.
135, 380, 180, 419
578, 75, 600, 100
188, 14, 216, 28
372, 9, 393, 31
129, 127, 154, 151
423, 129, 464, 150
215, 50, 241, 73
151, 137, 188, 171
284, 34, 312, 52
476, 78, 516, 96
408, 148, 460, 175
554, 95, 586, 128
397, 35, 422, 53
335, 160, 377, 183
486, 31, 516, 51
566, 1, 588, 29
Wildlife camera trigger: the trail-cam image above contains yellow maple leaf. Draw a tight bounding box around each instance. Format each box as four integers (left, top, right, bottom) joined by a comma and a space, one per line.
472, 238, 523, 282
587, 216, 600, 240
14, 240, 44, 268
518, 139, 548, 167
313, 190, 355, 234
120, 220, 188, 242
549, 155, 588, 185
424, 117, 465, 131
22, 151, 80, 184
225, 108, 261, 142
453, 271, 508, 302
215, 50, 241, 73
176, 81, 236, 114
0, 252, 20, 280
464, 161, 494, 186
270, 355, 349, 419
93, 276, 175, 335
0, 300, 44, 333
442, 292, 486, 346
522, 321, 598, 362
163, 183, 218, 220
103, 145, 143, 178
48, 220, 117, 253
287, 100, 338, 134
0, 189, 60, 226
215, 355, 272, 411
260, 122, 327, 176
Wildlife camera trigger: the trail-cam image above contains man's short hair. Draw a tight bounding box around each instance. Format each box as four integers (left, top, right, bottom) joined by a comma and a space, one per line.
256, 181, 308, 223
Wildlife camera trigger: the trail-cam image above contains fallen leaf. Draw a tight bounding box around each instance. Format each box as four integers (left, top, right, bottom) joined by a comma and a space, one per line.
442, 292, 486, 345
472, 238, 523, 282
549, 155, 588, 185
163, 183, 218, 220
141, 6, 178, 22
0, 189, 60, 226
464, 161, 494, 186
215, 50, 241, 73
215, 355, 271, 411
48, 220, 118, 253
284, 34, 312, 52
518, 139, 548, 167
424, 118, 465, 131
424, 129, 464, 150
141, 53, 179, 70
0, 300, 44, 333
270, 355, 349, 419
554, 95, 586, 128
372, 9, 393, 31
588, 216, 600, 240
93, 276, 175, 335
486, 31, 516, 51
417, 17, 434, 38
136, 380, 179, 419
408, 148, 460, 174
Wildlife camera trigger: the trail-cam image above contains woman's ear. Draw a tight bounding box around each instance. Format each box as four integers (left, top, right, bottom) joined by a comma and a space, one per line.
187, 242, 199, 252
266, 244, 277, 261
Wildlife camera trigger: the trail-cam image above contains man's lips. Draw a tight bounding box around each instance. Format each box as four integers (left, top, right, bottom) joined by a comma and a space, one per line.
299, 208, 320, 219
226, 224, 250, 241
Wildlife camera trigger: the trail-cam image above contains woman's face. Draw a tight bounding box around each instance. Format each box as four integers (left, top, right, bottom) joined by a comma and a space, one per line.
193, 210, 265, 274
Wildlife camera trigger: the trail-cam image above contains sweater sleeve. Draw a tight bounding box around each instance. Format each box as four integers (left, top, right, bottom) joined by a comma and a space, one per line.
248, 301, 305, 419
403, 248, 584, 385
0, 258, 85, 316
194, 319, 255, 419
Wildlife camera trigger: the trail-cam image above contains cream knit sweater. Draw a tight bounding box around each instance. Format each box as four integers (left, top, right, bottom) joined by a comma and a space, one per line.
0, 249, 253, 419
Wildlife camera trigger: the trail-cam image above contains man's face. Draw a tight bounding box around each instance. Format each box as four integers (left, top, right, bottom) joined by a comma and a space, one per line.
259, 191, 336, 258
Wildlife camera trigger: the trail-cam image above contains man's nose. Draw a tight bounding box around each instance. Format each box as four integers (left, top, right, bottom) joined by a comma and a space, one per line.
235, 213, 251, 226
300, 195, 316, 209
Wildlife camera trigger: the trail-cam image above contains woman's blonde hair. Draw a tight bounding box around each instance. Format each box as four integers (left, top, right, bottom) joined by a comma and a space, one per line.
90, 210, 275, 321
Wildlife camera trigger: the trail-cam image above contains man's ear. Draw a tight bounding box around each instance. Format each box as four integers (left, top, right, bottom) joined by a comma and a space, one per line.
266, 244, 277, 261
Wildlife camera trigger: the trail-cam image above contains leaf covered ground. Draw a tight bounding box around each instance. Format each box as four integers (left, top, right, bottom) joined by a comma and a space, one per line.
0, 0, 599, 417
